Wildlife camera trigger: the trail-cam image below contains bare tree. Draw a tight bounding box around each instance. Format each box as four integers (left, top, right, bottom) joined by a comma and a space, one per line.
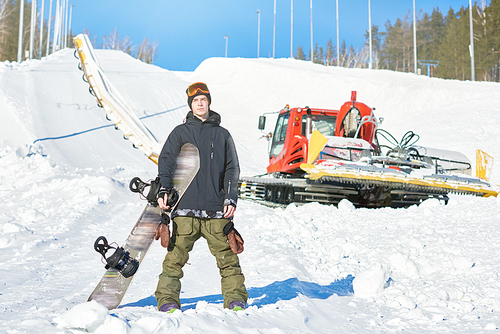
0, 0, 15, 41
102, 27, 133, 55
0, 0, 12, 30
137, 37, 158, 64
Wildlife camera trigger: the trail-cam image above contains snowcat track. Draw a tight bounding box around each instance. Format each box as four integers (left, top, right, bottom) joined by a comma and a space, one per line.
238, 175, 469, 208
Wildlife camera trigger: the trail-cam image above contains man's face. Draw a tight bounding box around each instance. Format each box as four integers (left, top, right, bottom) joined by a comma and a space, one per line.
191, 95, 209, 120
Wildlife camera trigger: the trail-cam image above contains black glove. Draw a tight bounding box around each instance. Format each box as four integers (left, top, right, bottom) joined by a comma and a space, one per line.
157, 187, 179, 208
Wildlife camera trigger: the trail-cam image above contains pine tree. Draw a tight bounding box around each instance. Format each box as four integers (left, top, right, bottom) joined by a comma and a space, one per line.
340, 39, 346, 67
313, 43, 324, 64
482, 0, 500, 81
325, 38, 335, 65
295, 45, 306, 60
364, 24, 383, 68
382, 18, 404, 71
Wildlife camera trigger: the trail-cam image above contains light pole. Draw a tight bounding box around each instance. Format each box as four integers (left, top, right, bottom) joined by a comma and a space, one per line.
64, 0, 69, 48
59, 0, 64, 48
69, 4, 74, 46
39, 0, 45, 58
336, 0, 339, 66
290, 0, 293, 58
273, 0, 276, 58
29, 0, 36, 59
52, 0, 60, 53
46, 0, 52, 56
256, 9, 260, 58
310, 0, 313, 62
17, 0, 24, 62
413, 0, 417, 74
469, 0, 475, 81
368, 0, 372, 69
224, 35, 228, 57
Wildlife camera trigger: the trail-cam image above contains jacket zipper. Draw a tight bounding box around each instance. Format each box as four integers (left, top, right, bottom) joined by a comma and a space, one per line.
210, 140, 214, 159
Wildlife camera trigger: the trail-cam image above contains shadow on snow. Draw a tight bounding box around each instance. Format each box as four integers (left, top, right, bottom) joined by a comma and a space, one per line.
121, 275, 354, 310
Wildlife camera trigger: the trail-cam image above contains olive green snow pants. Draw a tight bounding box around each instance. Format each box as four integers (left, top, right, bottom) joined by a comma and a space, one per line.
155, 216, 248, 310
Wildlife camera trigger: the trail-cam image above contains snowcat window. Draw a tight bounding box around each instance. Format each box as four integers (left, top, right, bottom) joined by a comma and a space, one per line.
270, 112, 289, 158
301, 115, 336, 137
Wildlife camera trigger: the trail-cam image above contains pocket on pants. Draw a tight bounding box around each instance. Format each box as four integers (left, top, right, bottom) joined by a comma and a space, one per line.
207, 218, 229, 235
173, 217, 193, 235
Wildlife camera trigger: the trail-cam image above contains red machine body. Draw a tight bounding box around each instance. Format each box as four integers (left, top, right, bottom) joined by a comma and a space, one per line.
267, 92, 376, 176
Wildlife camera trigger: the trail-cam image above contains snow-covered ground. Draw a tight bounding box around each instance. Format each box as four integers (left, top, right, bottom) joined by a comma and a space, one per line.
1, 49, 500, 333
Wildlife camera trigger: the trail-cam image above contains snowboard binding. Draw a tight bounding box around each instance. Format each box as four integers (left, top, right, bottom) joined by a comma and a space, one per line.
94, 236, 139, 278
129, 177, 161, 204
129, 177, 179, 208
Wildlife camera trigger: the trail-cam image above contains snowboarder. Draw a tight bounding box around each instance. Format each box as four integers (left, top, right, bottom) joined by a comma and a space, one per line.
155, 82, 248, 313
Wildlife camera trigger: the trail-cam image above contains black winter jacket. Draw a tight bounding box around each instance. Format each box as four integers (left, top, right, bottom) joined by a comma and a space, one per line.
158, 110, 240, 213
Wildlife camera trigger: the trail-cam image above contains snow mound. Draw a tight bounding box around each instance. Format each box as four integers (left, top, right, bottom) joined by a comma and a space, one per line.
353, 263, 390, 297
54, 300, 109, 331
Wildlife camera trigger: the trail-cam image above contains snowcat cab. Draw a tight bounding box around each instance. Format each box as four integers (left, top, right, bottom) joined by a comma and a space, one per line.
263, 105, 338, 176
262, 92, 377, 177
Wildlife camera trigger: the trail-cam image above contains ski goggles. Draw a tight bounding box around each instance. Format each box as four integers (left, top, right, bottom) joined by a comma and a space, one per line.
186, 82, 210, 97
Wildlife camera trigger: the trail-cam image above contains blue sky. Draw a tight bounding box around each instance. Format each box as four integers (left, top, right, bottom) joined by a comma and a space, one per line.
60, 1, 481, 71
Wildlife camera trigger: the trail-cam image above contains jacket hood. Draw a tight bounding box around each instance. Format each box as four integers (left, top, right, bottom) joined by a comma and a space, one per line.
186, 110, 221, 125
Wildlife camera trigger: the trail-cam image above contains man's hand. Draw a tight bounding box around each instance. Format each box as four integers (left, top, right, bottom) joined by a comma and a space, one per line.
223, 205, 236, 218
157, 195, 170, 210
157, 188, 178, 210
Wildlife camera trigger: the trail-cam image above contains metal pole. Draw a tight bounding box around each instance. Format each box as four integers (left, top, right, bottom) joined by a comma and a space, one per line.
17, 0, 25, 62
69, 4, 73, 46
273, 0, 276, 58
310, 0, 313, 62
58, 0, 63, 48
368, 0, 372, 69
64, 0, 68, 48
413, 0, 417, 74
224, 35, 228, 57
39, 0, 45, 58
29, 0, 36, 60
61, 0, 65, 48
256, 9, 260, 58
469, 0, 475, 81
62, 0, 66, 48
46, 0, 52, 56
59, 0, 64, 48
290, 0, 293, 58
52, 0, 59, 53
56, 0, 60, 49
336, 0, 339, 66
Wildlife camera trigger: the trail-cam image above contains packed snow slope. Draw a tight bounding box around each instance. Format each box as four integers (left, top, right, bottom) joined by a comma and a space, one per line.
1, 49, 500, 333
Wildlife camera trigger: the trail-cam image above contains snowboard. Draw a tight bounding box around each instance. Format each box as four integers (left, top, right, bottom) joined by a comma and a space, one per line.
88, 143, 200, 310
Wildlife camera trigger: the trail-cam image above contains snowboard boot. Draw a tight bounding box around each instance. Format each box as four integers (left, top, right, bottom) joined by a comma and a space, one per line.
159, 302, 179, 313
229, 301, 245, 311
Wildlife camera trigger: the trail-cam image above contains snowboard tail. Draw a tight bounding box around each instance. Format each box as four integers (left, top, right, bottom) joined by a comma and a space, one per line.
88, 143, 200, 309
